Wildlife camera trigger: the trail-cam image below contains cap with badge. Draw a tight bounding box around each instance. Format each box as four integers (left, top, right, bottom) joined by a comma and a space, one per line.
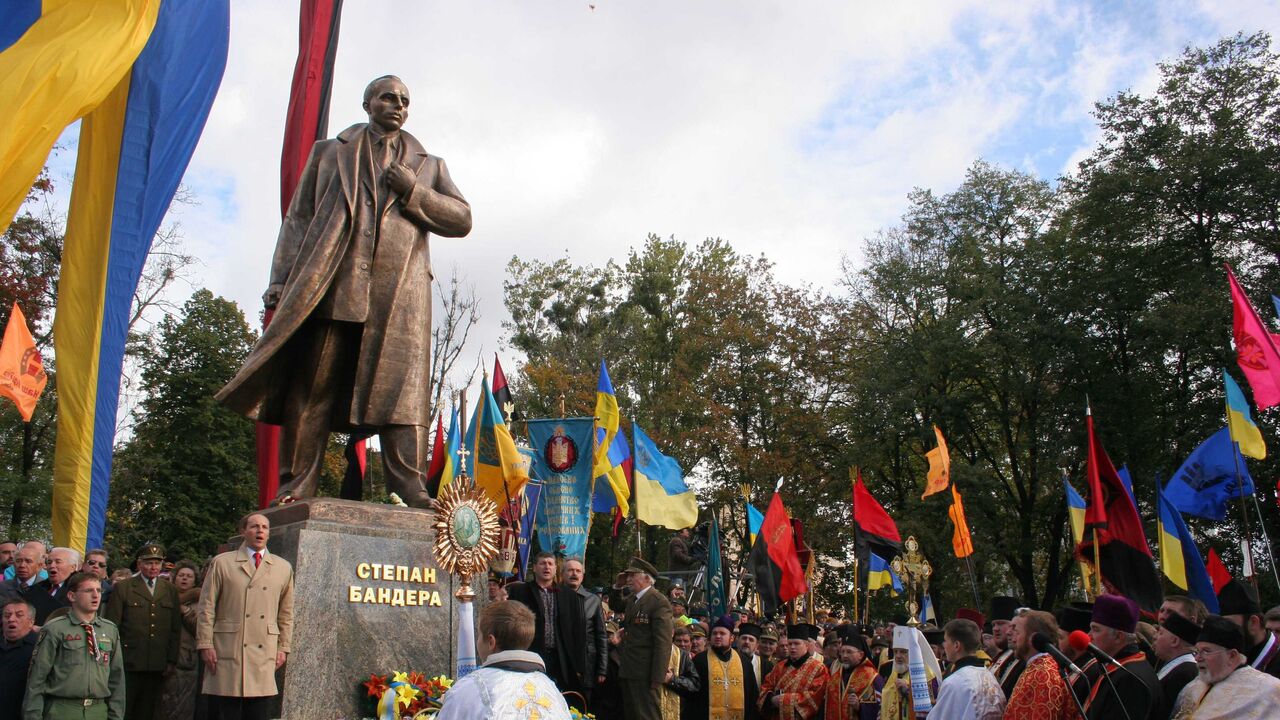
624, 556, 659, 578
136, 542, 165, 561
760, 626, 779, 642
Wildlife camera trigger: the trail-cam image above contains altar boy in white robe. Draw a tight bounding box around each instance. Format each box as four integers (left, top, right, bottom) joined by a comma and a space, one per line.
438, 600, 572, 720
929, 619, 1004, 720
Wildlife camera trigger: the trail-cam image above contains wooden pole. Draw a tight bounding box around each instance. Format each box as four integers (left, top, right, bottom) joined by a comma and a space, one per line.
1092, 526, 1103, 596
1229, 440, 1259, 588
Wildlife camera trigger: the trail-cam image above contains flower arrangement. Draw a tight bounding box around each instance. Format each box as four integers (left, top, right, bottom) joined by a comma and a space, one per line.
357, 670, 595, 719
360, 671, 451, 719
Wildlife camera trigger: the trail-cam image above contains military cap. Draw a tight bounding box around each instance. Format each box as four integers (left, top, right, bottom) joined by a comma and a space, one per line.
606, 621, 620, 634
689, 624, 707, 638
760, 626, 779, 641
136, 542, 165, 561
624, 556, 659, 578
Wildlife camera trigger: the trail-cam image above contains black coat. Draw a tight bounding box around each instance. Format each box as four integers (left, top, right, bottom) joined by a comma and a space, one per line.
1156, 658, 1197, 720
1245, 632, 1280, 680
28, 579, 70, 625
689, 648, 759, 720
1083, 645, 1162, 720
505, 581, 587, 688
577, 587, 609, 687
0, 631, 37, 720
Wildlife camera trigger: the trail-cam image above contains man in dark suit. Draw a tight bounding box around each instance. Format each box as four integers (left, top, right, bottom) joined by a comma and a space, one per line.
618, 556, 675, 720
30, 546, 79, 624
562, 557, 607, 704
104, 542, 183, 720
1152, 610, 1199, 720
504, 552, 587, 701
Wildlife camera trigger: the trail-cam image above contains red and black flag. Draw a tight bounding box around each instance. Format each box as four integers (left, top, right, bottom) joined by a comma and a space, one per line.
1076, 407, 1163, 611
748, 491, 808, 616
851, 469, 902, 588
425, 412, 447, 498
493, 354, 514, 422
257, 0, 345, 507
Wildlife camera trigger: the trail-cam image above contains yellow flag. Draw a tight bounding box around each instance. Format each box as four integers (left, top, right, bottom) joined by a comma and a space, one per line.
948, 483, 974, 558
0, 303, 47, 421
922, 425, 950, 498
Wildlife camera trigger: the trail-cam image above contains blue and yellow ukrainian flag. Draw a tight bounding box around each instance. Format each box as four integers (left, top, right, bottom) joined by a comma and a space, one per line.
25, 0, 229, 552
1064, 478, 1093, 590
1224, 369, 1266, 459
867, 552, 903, 596
1157, 484, 1220, 613
746, 502, 764, 547
591, 360, 632, 516
632, 423, 697, 530
464, 377, 530, 508
438, 408, 462, 491
0, 0, 161, 235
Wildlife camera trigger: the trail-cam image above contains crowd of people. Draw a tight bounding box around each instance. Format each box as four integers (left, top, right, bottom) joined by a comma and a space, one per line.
1, 513, 292, 720
8, 523, 1280, 720
462, 551, 1280, 720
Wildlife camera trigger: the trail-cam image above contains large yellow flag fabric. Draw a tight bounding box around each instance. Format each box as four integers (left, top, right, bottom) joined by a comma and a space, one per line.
0, 0, 160, 235
922, 425, 950, 498
0, 303, 47, 421
948, 483, 974, 558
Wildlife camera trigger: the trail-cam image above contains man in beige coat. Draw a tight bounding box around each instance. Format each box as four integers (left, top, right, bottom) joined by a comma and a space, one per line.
197, 514, 294, 720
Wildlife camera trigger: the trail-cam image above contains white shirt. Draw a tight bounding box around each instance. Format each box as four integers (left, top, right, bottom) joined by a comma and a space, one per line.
437, 650, 572, 720
932, 662, 1006, 720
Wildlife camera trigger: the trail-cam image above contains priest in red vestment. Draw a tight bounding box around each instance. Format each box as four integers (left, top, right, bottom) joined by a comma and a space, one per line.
759, 623, 829, 719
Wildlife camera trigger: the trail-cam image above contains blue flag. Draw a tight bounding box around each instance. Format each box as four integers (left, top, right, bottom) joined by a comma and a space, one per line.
1117, 465, 1136, 504
1272, 294, 1280, 320
1164, 427, 1254, 520
529, 418, 595, 559
516, 454, 542, 580
1157, 484, 1220, 613
706, 515, 726, 617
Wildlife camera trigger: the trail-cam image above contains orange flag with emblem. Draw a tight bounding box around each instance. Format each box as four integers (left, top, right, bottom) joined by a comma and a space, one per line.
948, 482, 974, 558
0, 303, 47, 421
922, 425, 950, 498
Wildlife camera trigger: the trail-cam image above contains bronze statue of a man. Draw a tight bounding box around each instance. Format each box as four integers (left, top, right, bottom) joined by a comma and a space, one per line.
217, 75, 471, 508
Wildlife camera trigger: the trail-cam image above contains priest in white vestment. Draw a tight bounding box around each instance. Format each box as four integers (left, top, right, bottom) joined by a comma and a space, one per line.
438, 600, 572, 720
1171, 615, 1280, 720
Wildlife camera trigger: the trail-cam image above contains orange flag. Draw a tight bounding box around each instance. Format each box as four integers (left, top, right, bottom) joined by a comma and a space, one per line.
948, 483, 974, 558
0, 303, 47, 421
922, 425, 950, 498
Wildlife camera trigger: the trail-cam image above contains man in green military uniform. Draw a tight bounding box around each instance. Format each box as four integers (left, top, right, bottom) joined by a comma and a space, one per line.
618, 556, 674, 720
23, 571, 125, 720
104, 543, 180, 720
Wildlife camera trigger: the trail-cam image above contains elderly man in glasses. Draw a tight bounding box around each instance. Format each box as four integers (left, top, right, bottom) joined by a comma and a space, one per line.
1169, 615, 1280, 718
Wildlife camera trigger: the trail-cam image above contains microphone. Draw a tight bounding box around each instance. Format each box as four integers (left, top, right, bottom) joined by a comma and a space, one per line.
1032, 632, 1083, 675
1067, 630, 1121, 666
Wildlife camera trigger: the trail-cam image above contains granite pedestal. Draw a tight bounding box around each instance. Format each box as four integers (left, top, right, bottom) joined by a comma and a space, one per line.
259, 498, 464, 720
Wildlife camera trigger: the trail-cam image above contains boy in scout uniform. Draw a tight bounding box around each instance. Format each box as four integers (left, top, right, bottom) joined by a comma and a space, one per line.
23, 572, 124, 720
103, 544, 181, 720
618, 556, 674, 720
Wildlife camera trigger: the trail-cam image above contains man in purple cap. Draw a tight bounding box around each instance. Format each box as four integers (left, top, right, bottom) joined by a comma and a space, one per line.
689, 615, 759, 720
1168, 615, 1280, 718
1081, 593, 1161, 719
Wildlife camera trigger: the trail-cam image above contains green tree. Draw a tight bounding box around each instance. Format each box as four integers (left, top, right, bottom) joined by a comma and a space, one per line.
106, 289, 258, 560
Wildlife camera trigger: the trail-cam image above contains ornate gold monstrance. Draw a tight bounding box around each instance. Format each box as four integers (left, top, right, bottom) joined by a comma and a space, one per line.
891, 536, 932, 627
431, 475, 501, 602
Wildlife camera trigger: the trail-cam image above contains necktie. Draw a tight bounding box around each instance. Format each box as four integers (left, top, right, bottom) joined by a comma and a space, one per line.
254, 551, 262, 569
147, 579, 155, 595
50, 584, 59, 597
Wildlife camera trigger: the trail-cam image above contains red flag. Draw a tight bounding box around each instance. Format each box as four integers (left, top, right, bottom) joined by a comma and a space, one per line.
425, 413, 446, 497
1206, 547, 1232, 593
851, 469, 902, 587
747, 492, 807, 614
493, 354, 514, 422
1077, 408, 1163, 611
1227, 264, 1280, 409
257, 0, 346, 508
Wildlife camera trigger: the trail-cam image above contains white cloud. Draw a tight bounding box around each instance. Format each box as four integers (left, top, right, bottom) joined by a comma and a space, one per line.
38, 0, 1279, 400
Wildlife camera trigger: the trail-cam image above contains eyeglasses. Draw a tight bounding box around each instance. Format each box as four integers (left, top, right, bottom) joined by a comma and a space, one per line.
1191, 646, 1229, 659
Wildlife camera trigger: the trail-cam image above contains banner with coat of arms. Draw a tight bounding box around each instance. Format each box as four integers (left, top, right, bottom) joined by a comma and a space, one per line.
529, 418, 595, 560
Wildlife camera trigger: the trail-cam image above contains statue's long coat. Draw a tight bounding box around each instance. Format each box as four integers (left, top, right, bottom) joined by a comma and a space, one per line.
217, 123, 471, 428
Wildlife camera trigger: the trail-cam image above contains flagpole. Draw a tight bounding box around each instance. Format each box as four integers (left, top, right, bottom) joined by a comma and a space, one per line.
851, 555, 859, 623
963, 554, 981, 610
1249, 493, 1280, 593
1091, 527, 1103, 596
1229, 439, 1260, 589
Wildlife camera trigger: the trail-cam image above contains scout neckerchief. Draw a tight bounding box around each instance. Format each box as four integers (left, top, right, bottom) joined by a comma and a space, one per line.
79, 620, 107, 664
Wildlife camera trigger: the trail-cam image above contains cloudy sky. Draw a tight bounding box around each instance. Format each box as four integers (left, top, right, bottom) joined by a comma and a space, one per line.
41, 0, 1280, 397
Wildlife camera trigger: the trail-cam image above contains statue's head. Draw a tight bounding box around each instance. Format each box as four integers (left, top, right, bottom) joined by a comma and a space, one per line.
363, 75, 410, 133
